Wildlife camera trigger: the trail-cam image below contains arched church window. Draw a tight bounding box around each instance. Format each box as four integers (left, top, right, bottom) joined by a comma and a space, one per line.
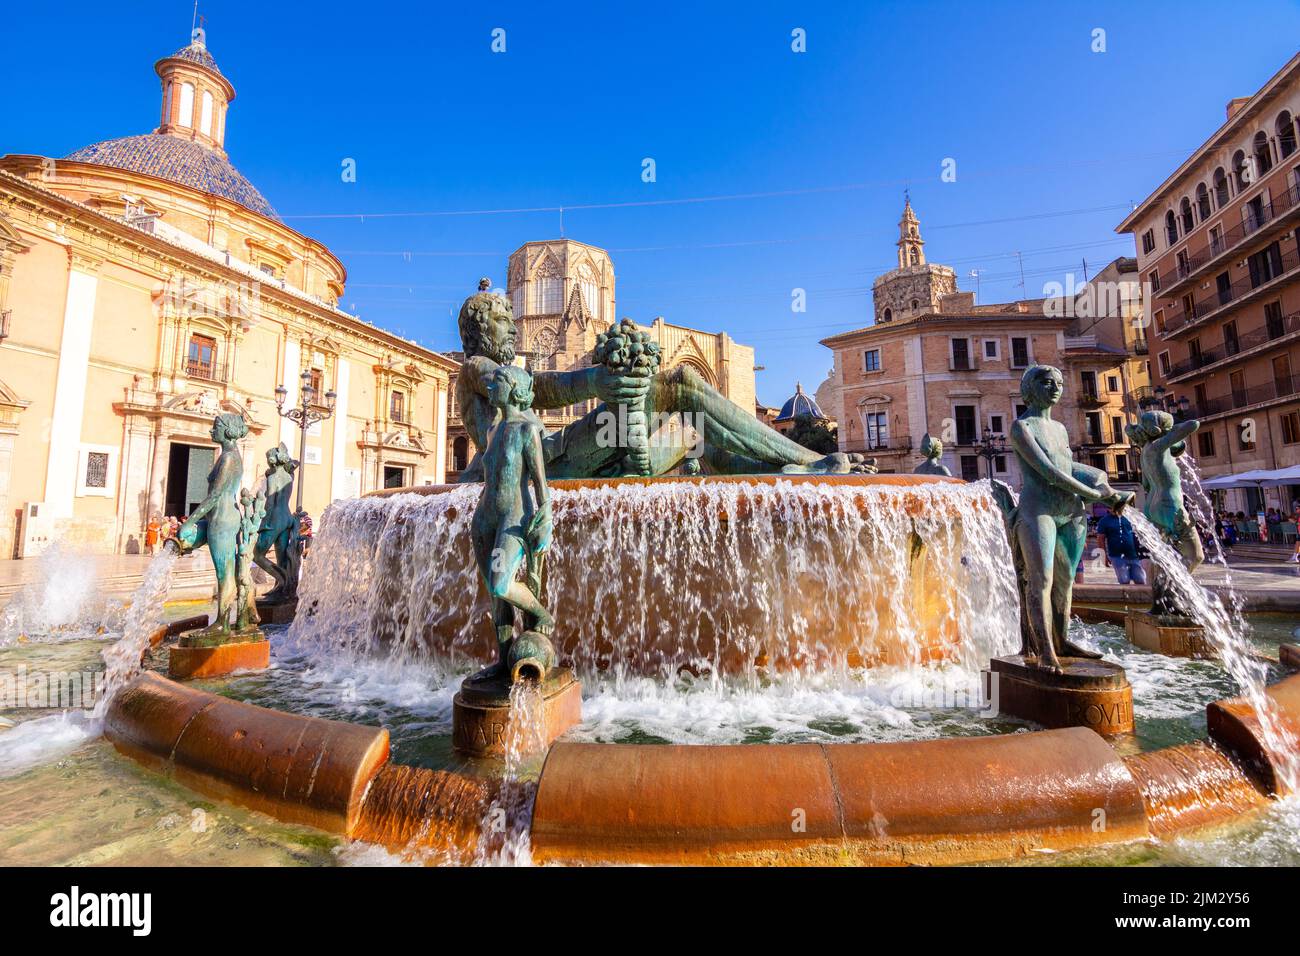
178, 83, 195, 128
882, 308, 892, 322
200, 90, 214, 136
909, 249, 918, 266
911, 298, 920, 310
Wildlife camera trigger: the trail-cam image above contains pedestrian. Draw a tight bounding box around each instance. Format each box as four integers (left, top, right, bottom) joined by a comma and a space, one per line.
144, 514, 161, 555
1095, 504, 1148, 586
297, 511, 313, 557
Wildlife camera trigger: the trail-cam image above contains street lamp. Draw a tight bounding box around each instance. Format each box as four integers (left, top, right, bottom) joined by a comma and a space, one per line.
275, 368, 337, 513
973, 427, 1007, 480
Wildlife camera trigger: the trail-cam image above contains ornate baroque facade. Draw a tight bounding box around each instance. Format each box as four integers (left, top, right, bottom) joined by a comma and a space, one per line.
0, 31, 456, 556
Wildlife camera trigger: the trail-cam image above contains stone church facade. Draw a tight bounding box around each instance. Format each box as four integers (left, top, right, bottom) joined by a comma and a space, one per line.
0, 31, 456, 556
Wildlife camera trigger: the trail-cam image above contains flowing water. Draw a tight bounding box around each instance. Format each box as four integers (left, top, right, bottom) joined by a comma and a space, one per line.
0, 550, 178, 779
290, 478, 1020, 685
1128, 510, 1298, 791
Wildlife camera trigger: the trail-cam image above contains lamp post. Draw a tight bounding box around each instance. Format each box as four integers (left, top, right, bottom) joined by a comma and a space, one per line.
973, 427, 1007, 480
274, 368, 336, 513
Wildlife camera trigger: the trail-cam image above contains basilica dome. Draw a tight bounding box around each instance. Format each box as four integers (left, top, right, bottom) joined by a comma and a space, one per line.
63, 134, 278, 221
62, 34, 279, 222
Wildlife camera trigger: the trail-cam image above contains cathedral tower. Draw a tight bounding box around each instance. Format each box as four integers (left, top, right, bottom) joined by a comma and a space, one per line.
871, 197, 957, 324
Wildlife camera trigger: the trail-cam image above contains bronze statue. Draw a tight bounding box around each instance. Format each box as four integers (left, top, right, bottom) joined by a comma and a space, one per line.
1005, 366, 1133, 673
177, 413, 252, 638
1132, 410, 1204, 616
253, 442, 301, 603
235, 488, 266, 631
454, 287, 876, 480
913, 433, 952, 476
470, 364, 555, 681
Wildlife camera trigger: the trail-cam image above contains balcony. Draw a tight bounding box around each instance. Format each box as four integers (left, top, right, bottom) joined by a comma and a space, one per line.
1160, 241, 1300, 336
1166, 309, 1300, 382
845, 436, 912, 455
1078, 390, 1108, 408
1188, 373, 1300, 419
185, 358, 227, 383
1153, 179, 1300, 296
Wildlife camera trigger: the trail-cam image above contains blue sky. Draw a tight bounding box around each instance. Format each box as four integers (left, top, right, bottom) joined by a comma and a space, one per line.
3, 1, 1299, 405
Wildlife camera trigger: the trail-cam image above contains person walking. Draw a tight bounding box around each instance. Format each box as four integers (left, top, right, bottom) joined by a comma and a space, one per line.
1095, 505, 1147, 585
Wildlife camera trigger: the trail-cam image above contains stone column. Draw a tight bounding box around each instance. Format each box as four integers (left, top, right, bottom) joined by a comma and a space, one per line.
146, 426, 170, 519
44, 249, 101, 518
433, 380, 448, 484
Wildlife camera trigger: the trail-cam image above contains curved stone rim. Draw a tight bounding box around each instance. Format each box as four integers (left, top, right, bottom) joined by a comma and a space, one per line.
101, 668, 1300, 865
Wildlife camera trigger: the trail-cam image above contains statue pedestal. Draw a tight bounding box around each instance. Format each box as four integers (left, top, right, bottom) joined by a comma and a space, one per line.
169, 630, 269, 680
452, 667, 581, 759
984, 655, 1133, 736
255, 598, 298, 626
1281, 643, 1300, 672
1124, 610, 1212, 658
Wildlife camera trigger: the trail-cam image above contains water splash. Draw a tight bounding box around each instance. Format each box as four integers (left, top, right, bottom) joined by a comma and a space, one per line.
0, 543, 109, 645
0, 550, 178, 777
93, 550, 179, 718
1128, 510, 1298, 791
290, 478, 1019, 688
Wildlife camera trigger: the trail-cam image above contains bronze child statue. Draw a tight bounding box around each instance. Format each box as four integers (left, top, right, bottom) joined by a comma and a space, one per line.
177, 413, 250, 638
1131, 409, 1204, 615
1006, 365, 1133, 673
471, 364, 555, 682
254, 442, 301, 603
913, 433, 952, 477
235, 488, 266, 631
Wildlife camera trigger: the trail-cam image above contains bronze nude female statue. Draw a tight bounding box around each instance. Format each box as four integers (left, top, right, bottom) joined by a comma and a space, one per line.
1006, 365, 1133, 673
177, 413, 251, 637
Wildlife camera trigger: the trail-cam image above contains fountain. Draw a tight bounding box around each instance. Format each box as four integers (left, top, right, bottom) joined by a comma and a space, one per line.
7, 290, 1300, 868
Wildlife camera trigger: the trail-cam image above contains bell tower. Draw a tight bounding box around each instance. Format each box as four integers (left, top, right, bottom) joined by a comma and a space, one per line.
897, 194, 925, 269
871, 196, 957, 324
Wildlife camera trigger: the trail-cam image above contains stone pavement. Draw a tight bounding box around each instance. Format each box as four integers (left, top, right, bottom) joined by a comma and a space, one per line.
0, 553, 216, 604
1075, 554, 1300, 611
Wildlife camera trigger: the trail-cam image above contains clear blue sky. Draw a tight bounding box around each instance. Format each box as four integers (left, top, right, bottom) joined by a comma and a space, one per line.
3, 1, 1299, 405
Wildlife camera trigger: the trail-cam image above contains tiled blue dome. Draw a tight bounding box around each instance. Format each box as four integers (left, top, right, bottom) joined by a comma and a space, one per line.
775, 382, 827, 423
64, 134, 279, 221
165, 41, 226, 80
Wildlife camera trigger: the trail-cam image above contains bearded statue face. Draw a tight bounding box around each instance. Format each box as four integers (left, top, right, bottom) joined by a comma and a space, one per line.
459, 292, 517, 365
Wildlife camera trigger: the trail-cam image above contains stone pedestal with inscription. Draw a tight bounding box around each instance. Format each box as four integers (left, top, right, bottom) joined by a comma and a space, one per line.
1125, 610, 1212, 659
984, 655, 1133, 737
452, 666, 581, 758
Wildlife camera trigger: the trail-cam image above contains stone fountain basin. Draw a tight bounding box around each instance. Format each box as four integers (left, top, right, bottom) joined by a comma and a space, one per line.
101, 667, 1300, 865
349, 474, 994, 675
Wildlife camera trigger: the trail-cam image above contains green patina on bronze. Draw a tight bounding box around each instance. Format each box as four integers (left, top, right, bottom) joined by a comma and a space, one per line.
453, 287, 877, 480
470, 364, 556, 683
996, 365, 1134, 674
174, 413, 265, 645
254, 442, 301, 604
913, 433, 952, 477
1128, 410, 1205, 617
